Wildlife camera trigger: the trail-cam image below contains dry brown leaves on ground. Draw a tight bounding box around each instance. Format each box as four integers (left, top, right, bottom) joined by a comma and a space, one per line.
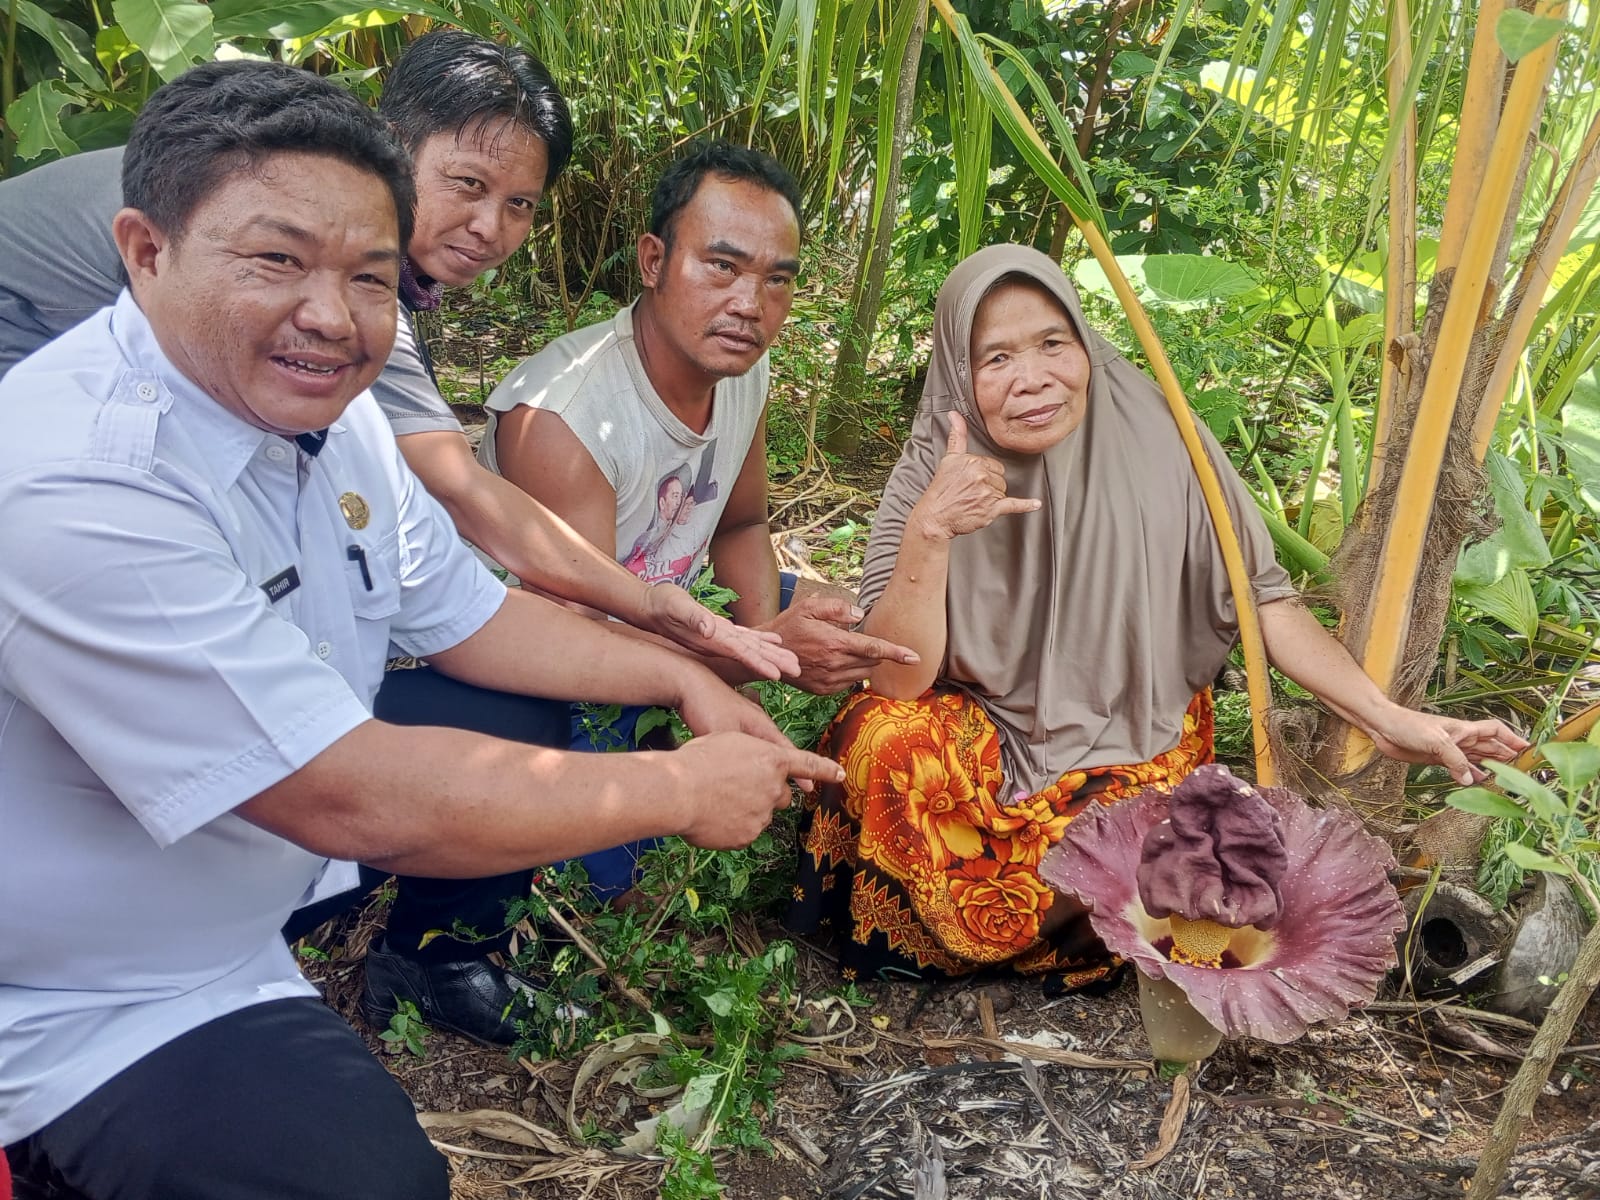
301, 913, 1600, 1200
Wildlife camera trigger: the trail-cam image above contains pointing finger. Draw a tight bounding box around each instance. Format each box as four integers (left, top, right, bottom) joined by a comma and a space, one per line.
784, 748, 844, 786
837, 630, 920, 664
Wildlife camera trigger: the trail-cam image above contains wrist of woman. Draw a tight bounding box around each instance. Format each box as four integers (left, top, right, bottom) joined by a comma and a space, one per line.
908, 507, 956, 545
1352, 695, 1409, 742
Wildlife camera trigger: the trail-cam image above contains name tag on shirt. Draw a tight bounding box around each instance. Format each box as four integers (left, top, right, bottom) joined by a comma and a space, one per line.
260, 566, 301, 604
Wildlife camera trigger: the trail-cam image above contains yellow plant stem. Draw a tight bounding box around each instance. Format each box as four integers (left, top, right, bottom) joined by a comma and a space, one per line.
1372, 0, 1418, 499
1511, 701, 1600, 772
926, 0, 1278, 783
1473, 106, 1600, 460
1347, 3, 1566, 774
1436, 0, 1508, 277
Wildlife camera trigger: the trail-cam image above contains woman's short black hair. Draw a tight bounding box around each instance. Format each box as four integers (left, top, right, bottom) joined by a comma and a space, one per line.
379, 30, 573, 188
122, 60, 416, 251
649, 139, 802, 250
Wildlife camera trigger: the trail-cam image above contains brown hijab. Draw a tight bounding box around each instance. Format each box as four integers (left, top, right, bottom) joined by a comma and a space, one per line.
860, 245, 1297, 795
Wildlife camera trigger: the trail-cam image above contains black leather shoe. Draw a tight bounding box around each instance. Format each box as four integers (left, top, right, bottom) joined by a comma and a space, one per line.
360, 938, 540, 1046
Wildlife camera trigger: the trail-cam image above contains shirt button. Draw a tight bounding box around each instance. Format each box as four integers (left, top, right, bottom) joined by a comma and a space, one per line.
135, 382, 158, 403
316, 641, 332, 659
265, 444, 289, 462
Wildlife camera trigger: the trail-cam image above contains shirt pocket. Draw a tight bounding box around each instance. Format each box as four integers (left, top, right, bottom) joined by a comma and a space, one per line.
343, 526, 402, 622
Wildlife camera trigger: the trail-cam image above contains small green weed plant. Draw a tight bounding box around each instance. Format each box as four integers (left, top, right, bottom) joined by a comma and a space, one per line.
1448, 735, 1600, 918
380, 999, 431, 1059
510, 561, 850, 1188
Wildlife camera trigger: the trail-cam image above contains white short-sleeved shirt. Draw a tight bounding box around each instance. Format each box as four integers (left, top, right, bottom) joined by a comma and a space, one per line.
0, 291, 507, 1143
477, 302, 767, 588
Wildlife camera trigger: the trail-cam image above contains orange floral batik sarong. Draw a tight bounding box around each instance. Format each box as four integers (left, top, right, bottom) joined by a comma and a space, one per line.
786, 686, 1213, 988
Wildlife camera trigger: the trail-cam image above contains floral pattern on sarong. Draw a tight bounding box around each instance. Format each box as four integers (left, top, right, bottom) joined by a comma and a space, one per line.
786, 686, 1213, 984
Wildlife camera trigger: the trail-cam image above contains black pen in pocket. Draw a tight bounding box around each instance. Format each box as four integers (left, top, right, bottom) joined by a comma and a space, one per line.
347, 544, 373, 591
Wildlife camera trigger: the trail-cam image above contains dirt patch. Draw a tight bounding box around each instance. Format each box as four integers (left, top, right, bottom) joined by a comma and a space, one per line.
302, 907, 1599, 1200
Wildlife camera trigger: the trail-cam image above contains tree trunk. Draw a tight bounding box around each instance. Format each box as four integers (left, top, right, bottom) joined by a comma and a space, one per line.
818, 0, 928, 463
1466, 914, 1600, 1199
1295, 49, 1553, 824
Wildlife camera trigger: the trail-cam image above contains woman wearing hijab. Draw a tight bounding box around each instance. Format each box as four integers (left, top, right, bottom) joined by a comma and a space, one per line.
787, 245, 1527, 987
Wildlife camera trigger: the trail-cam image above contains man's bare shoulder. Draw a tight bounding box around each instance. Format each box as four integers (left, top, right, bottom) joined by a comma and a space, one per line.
483, 308, 632, 418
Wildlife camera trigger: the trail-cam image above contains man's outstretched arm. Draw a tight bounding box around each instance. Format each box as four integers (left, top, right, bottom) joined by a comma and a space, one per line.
710, 417, 919, 695
398, 427, 794, 679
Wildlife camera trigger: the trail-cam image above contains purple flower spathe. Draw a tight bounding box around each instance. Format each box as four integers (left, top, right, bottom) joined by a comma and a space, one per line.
1040, 783, 1404, 1044
1137, 763, 1289, 929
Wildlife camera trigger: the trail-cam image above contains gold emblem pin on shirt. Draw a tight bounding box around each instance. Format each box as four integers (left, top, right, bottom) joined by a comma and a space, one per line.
339, 492, 371, 530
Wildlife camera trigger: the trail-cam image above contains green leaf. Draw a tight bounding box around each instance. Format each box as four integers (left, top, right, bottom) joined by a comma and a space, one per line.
679, 1071, 720, 1115
5, 82, 80, 162
1563, 371, 1600, 515
16, 2, 105, 90
1454, 567, 1540, 642
95, 24, 138, 76
1483, 761, 1565, 826
700, 987, 736, 1017
210, 0, 455, 41
1446, 788, 1528, 822
61, 108, 136, 152
1141, 253, 1263, 307
111, 0, 215, 82
1074, 253, 1148, 299
1110, 50, 1158, 77
1495, 10, 1570, 63
1454, 452, 1552, 586
1501, 842, 1570, 875
1539, 743, 1600, 794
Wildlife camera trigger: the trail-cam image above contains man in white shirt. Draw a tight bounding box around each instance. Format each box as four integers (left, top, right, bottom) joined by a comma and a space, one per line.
0, 32, 803, 1048
481, 141, 919, 697
477, 141, 922, 899
0, 62, 837, 1200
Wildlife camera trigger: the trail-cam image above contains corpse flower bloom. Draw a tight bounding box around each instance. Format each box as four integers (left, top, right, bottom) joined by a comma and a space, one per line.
1040, 764, 1405, 1050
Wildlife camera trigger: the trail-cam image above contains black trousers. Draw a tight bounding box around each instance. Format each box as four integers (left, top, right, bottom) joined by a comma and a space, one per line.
5, 998, 448, 1200
282, 666, 570, 962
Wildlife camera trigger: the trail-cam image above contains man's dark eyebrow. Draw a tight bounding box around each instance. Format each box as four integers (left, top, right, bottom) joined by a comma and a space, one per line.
973, 321, 1075, 360
706, 239, 799, 276
239, 216, 399, 266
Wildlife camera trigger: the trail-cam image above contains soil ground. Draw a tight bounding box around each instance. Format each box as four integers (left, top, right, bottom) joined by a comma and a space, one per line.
303, 905, 1599, 1200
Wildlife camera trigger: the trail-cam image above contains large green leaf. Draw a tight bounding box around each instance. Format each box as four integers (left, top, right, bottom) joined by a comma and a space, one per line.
1501, 842, 1570, 875
1495, 10, 1571, 64
1141, 254, 1263, 306
111, 0, 215, 81
1455, 568, 1540, 642
1446, 787, 1530, 822
1541, 742, 1600, 794
16, 2, 105, 90
6, 82, 81, 162
213, 1, 451, 42
1563, 368, 1600, 514
1074, 254, 1148, 300
1075, 253, 1260, 309
1484, 762, 1567, 827
1454, 451, 1552, 586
